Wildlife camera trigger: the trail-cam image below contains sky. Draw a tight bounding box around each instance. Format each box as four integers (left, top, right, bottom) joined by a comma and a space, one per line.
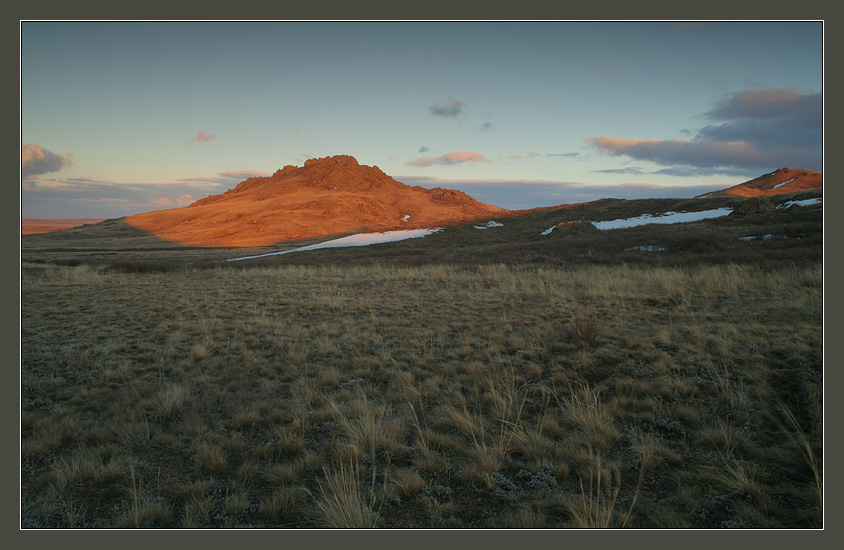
20, 21, 824, 218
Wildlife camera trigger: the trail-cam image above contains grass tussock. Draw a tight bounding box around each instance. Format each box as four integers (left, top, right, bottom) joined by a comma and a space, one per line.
21, 260, 822, 528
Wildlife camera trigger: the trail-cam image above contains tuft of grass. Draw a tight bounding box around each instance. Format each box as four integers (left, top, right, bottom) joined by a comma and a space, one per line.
310, 461, 379, 529
566, 454, 633, 529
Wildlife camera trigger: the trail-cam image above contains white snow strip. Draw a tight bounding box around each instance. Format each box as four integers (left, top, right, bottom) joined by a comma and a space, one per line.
592, 208, 734, 230
628, 245, 666, 252
771, 178, 796, 190
739, 234, 789, 241
777, 198, 822, 209
539, 226, 555, 236
474, 220, 503, 229
226, 228, 442, 262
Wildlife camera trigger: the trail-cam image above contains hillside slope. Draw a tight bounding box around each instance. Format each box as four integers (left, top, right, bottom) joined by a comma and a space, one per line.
124, 155, 508, 247
708, 167, 822, 198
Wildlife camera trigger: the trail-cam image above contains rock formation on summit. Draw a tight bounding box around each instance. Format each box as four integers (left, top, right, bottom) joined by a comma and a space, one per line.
125, 155, 509, 248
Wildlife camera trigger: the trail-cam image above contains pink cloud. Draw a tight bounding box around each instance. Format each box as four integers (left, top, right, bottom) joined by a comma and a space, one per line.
407, 151, 488, 167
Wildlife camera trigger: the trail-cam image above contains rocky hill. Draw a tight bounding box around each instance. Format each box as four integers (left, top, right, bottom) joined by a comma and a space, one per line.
124, 155, 509, 247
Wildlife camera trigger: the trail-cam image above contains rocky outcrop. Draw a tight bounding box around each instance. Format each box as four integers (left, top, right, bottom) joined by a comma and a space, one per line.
729, 197, 777, 220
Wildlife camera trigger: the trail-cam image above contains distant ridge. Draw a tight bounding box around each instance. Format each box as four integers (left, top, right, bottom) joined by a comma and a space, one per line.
707, 167, 822, 198
125, 155, 508, 248
21, 218, 106, 235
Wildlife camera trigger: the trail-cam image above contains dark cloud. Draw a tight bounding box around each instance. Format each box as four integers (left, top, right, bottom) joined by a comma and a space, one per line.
186, 130, 216, 146
585, 87, 822, 175
418, 146, 430, 153
21, 143, 73, 178
429, 97, 465, 118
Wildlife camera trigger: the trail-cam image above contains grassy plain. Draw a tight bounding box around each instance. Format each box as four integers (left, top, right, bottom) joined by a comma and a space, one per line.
20, 193, 823, 528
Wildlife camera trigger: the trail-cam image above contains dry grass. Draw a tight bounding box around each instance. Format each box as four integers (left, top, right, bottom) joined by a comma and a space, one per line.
20, 260, 822, 528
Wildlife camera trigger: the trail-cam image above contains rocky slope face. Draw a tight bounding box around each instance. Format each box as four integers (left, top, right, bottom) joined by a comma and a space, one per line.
125, 155, 509, 248
714, 167, 822, 197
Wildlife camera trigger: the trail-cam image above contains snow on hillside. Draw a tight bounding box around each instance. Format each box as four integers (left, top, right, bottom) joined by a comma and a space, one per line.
771, 178, 796, 190
474, 221, 503, 229
228, 228, 441, 262
777, 198, 822, 209
592, 208, 734, 230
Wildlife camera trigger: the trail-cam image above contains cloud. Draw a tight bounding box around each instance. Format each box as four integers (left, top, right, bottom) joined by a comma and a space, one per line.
395, 175, 728, 210
21, 143, 73, 178
21, 169, 270, 218
176, 170, 269, 187
407, 151, 488, 167
186, 130, 216, 146
585, 87, 822, 175
429, 97, 465, 118
150, 194, 194, 207
594, 167, 646, 175
418, 146, 430, 153
475, 122, 495, 132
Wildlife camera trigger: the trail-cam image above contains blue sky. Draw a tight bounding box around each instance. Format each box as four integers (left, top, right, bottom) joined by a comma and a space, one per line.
21, 21, 824, 217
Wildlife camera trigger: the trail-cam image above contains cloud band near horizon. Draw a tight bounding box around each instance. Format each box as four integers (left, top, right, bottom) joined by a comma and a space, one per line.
585, 87, 822, 175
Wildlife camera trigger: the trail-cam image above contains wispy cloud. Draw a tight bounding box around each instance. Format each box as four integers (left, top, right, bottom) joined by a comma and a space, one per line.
585, 87, 823, 175
418, 146, 430, 153
407, 151, 488, 167
593, 167, 646, 175
186, 130, 216, 146
21, 143, 73, 179
475, 121, 495, 132
150, 194, 195, 207
175, 170, 269, 187
429, 96, 465, 118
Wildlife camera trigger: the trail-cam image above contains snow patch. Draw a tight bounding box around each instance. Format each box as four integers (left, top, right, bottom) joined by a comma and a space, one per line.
592, 208, 733, 230
474, 220, 503, 229
777, 198, 822, 209
771, 178, 796, 190
628, 245, 666, 252
739, 234, 791, 241
227, 228, 442, 262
